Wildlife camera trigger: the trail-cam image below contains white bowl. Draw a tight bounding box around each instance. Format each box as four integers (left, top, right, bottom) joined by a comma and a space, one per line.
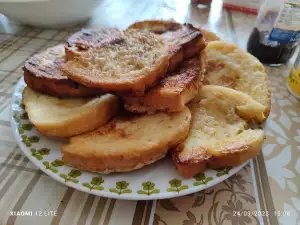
0, 0, 100, 28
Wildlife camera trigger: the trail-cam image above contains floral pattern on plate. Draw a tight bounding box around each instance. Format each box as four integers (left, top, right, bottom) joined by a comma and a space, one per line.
11, 78, 247, 200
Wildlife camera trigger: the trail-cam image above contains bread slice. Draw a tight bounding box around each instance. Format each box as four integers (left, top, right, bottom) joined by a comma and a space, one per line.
61, 29, 169, 96
22, 87, 119, 137
124, 52, 206, 113
65, 28, 124, 61
166, 23, 206, 72
127, 20, 182, 34
203, 41, 271, 119
127, 21, 206, 72
23, 45, 103, 97
62, 107, 191, 173
171, 85, 265, 178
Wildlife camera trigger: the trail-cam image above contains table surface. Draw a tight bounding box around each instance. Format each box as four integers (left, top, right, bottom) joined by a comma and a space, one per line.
0, 0, 299, 225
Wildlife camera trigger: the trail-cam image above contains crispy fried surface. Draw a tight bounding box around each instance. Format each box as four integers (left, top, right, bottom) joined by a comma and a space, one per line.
23, 45, 103, 97
124, 52, 206, 113
61, 30, 169, 96
62, 107, 191, 173
65, 28, 124, 60
127, 20, 182, 34
127, 21, 207, 72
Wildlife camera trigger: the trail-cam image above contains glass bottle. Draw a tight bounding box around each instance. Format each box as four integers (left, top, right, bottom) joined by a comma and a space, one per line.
247, 0, 300, 65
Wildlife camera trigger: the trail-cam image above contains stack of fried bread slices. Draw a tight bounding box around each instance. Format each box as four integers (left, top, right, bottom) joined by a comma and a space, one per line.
22, 20, 270, 177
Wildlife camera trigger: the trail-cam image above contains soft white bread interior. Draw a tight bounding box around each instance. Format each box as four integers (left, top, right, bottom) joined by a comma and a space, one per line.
171, 85, 265, 178
22, 87, 119, 137
203, 41, 271, 120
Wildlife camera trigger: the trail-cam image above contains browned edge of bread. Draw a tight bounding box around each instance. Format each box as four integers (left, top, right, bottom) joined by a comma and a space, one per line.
127, 19, 183, 34
171, 146, 210, 178
171, 133, 264, 178
126, 20, 207, 73
23, 68, 103, 97
198, 27, 221, 42
23, 45, 103, 97
163, 23, 207, 72
124, 51, 206, 113
65, 28, 124, 61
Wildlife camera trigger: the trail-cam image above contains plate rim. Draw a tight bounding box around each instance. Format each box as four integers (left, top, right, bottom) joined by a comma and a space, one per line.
10, 78, 247, 200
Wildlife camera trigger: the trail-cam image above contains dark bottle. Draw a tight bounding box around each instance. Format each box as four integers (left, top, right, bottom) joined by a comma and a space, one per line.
247, 27, 297, 65
247, 1, 300, 65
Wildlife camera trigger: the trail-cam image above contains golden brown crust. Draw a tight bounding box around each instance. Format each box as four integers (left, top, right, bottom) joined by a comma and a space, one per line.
165, 23, 206, 72
62, 54, 169, 96
124, 52, 206, 113
65, 28, 124, 61
127, 21, 207, 73
61, 30, 169, 96
198, 28, 220, 42
61, 107, 191, 173
208, 135, 264, 168
170, 144, 209, 178
23, 45, 103, 97
172, 138, 264, 178
23, 69, 103, 97
24, 45, 66, 80
127, 20, 182, 34
63, 151, 167, 174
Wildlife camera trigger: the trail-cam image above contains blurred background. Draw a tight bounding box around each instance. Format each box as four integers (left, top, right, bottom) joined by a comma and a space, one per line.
0, 0, 261, 36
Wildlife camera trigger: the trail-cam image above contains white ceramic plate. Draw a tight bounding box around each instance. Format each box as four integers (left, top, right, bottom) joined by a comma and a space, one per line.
10, 78, 247, 200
